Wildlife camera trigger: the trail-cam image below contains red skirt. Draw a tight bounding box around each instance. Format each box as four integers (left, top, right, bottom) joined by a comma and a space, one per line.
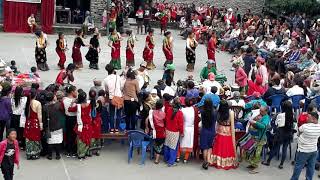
56, 48, 66, 65
126, 48, 134, 62
210, 134, 238, 170
207, 49, 215, 61
111, 47, 120, 60
143, 48, 153, 62
92, 115, 102, 139
163, 47, 173, 61
72, 46, 82, 63
74, 124, 93, 146
24, 118, 41, 141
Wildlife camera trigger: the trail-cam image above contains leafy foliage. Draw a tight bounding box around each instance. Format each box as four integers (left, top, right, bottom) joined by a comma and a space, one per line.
266, 0, 320, 15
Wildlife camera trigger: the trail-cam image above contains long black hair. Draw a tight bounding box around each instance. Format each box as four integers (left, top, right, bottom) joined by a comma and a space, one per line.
282, 100, 294, 131
202, 99, 214, 129
14, 86, 24, 107
25, 88, 37, 118
217, 100, 230, 123
77, 91, 87, 104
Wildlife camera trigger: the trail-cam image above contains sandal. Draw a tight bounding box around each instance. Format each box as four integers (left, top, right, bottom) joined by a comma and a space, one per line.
154, 161, 160, 164
261, 161, 270, 166
278, 164, 283, 169
249, 169, 259, 174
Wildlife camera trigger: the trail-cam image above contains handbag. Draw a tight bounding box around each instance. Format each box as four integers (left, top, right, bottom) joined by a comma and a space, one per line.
238, 125, 267, 156
111, 76, 124, 109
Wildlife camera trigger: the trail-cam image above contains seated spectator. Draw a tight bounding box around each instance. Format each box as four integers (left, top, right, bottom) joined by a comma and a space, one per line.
27, 14, 37, 33
202, 73, 222, 95
82, 11, 95, 37
286, 78, 305, 97
229, 91, 245, 108
200, 60, 217, 80
196, 86, 220, 108
258, 34, 277, 57
262, 76, 286, 105
247, 75, 265, 96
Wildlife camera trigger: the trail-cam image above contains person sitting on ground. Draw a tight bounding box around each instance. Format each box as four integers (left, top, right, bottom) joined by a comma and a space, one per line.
30, 67, 40, 79
229, 91, 245, 108
200, 60, 217, 81
202, 73, 222, 95
82, 11, 95, 37
247, 75, 265, 96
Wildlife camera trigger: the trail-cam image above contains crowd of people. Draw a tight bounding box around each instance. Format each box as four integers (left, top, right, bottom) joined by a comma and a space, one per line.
3, 1, 320, 180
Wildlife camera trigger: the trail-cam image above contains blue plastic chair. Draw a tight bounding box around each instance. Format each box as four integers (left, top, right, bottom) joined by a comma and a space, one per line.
268, 94, 287, 113
290, 95, 305, 114
304, 96, 320, 111
127, 130, 153, 165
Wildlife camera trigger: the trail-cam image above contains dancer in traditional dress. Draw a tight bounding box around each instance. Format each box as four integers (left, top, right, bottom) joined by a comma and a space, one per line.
108, 28, 122, 70
86, 30, 101, 70
186, 32, 198, 72
109, 6, 118, 30
56, 32, 68, 69
163, 31, 173, 68
72, 29, 87, 69
35, 30, 49, 71
207, 30, 217, 64
126, 30, 136, 67
143, 29, 156, 70
24, 88, 42, 160
88, 90, 102, 156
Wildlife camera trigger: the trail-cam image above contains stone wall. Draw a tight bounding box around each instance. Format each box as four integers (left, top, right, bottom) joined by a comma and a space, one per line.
90, 0, 107, 23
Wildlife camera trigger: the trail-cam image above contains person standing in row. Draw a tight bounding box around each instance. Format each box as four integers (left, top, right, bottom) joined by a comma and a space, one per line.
163, 31, 173, 68
86, 31, 101, 70
35, 30, 49, 71
24, 88, 42, 160
11, 86, 27, 149
44, 92, 63, 160
186, 32, 198, 72
75, 91, 93, 160
108, 28, 123, 70
88, 90, 102, 156
143, 4, 152, 34
135, 6, 144, 35
126, 30, 136, 67
143, 29, 156, 70
56, 32, 68, 70
63, 85, 78, 158
72, 29, 87, 69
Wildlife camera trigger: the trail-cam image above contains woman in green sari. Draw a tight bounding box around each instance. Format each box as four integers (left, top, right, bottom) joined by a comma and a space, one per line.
108, 28, 123, 70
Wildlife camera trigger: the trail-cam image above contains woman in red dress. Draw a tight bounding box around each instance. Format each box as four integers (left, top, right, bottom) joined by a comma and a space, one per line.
163, 31, 173, 68
72, 29, 87, 69
108, 28, 123, 70
210, 100, 238, 170
24, 88, 42, 160
207, 31, 217, 67
160, 11, 169, 34
74, 91, 93, 160
143, 29, 156, 70
88, 90, 102, 156
56, 32, 68, 69
126, 30, 136, 67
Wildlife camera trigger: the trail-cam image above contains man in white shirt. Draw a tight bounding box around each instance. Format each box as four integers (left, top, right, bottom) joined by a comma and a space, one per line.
202, 73, 222, 95
258, 35, 277, 52
286, 84, 304, 97
291, 112, 320, 180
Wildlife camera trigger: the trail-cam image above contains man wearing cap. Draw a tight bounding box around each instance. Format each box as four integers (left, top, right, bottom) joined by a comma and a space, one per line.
291, 112, 320, 180
202, 73, 222, 95
200, 60, 217, 81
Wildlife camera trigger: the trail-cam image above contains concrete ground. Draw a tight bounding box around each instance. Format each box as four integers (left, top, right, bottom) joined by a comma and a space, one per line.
0, 30, 312, 180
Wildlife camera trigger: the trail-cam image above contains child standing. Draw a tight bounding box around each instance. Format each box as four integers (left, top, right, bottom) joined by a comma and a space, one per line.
0, 129, 20, 180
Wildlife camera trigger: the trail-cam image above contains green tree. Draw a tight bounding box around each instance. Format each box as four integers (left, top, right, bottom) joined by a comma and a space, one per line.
267, 0, 320, 15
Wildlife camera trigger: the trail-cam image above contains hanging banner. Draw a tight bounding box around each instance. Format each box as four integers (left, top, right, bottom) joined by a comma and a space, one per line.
6, 0, 41, 3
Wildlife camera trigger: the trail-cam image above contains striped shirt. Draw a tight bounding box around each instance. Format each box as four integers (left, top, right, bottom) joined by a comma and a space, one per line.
298, 123, 320, 153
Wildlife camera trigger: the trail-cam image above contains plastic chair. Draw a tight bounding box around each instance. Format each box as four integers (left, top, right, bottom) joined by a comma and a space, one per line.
304, 95, 320, 111
127, 130, 153, 165
290, 95, 305, 115
268, 94, 287, 114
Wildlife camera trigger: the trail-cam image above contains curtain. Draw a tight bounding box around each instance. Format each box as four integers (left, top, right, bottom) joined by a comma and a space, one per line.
41, 0, 54, 34
3, 1, 38, 33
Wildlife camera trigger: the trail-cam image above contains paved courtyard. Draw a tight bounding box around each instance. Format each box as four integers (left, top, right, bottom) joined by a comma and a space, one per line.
0, 30, 312, 180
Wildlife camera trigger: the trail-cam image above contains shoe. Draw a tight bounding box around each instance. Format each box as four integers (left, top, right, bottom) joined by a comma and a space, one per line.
115, 129, 119, 133
261, 161, 270, 166
249, 169, 259, 174
168, 163, 177, 167
183, 160, 188, 164
110, 129, 115, 134
71, 154, 77, 158
95, 151, 100, 156
56, 155, 61, 160
47, 156, 52, 160
278, 164, 283, 169
202, 162, 209, 170
66, 153, 71, 158
176, 158, 180, 163
246, 165, 255, 169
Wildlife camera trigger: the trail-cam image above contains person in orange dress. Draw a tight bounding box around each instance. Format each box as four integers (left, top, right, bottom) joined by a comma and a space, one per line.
143, 29, 156, 70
